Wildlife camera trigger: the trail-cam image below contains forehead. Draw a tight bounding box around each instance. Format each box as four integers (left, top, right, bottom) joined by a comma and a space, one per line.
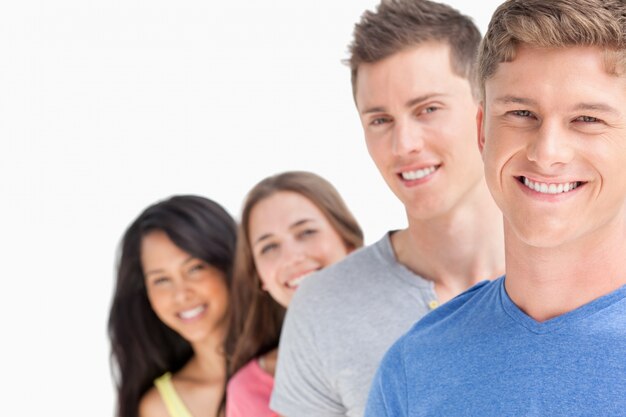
485, 45, 626, 108
248, 191, 327, 239
355, 42, 470, 110
140, 230, 188, 266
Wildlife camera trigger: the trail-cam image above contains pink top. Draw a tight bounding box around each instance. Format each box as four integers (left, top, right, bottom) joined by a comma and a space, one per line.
226, 359, 278, 417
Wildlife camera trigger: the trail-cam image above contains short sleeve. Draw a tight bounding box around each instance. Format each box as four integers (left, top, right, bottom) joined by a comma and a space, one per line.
364, 340, 409, 417
270, 290, 345, 417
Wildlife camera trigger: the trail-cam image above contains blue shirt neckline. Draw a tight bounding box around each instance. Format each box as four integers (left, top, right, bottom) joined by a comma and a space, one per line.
499, 276, 626, 334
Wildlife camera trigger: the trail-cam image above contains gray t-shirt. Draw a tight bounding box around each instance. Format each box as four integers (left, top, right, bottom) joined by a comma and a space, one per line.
270, 233, 438, 417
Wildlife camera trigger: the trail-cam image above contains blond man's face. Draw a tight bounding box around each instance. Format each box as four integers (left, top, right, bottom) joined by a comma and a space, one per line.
478, 45, 626, 249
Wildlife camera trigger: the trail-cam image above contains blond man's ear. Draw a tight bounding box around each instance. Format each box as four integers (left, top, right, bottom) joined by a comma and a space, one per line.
476, 103, 486, 158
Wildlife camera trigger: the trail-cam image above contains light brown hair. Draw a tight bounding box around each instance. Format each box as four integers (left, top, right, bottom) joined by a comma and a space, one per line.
478, 0, 626, 99
347, 0, 482, 99
225, 171, 363, 378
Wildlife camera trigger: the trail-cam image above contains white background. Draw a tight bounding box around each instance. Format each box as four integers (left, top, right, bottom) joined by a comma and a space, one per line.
2, 1, 501, 414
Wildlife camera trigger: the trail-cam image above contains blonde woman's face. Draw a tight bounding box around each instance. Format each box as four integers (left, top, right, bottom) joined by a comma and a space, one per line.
248, 191, 350, 307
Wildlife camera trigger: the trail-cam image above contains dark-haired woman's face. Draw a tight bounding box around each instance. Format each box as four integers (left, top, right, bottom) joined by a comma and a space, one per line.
248, 191, 349, 307
141, 230, 229, 345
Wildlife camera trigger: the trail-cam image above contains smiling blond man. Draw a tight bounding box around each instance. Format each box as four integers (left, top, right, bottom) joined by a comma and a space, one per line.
366, 1, 626, 415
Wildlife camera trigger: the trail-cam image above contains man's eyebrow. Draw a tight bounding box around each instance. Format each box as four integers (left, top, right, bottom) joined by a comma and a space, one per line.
572, 102, 619, 115
494, 95, 538, 106
494, 96, 619, 116
405, 93, 447, 109
361, 93, 446, 114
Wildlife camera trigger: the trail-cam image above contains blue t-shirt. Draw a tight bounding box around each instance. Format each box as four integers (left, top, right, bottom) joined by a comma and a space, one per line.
365, 277, 626, 417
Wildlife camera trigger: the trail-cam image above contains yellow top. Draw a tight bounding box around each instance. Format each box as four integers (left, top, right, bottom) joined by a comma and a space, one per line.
154, 372, 194, 417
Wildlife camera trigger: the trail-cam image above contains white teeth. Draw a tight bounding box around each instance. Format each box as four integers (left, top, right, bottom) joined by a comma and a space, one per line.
401, 166, 437, 180
522, 177, 580, 195
287, 273, 311, 289
178, 305, 206, 319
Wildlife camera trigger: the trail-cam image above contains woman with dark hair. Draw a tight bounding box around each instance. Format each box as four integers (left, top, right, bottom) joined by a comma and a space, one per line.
108, 195, 236, 417
225, 171, 363, 417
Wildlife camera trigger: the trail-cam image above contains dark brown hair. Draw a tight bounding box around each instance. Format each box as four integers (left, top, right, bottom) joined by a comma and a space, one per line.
347, 0, 482, 98
225, 171, 363, 378
108, 195, 236, 417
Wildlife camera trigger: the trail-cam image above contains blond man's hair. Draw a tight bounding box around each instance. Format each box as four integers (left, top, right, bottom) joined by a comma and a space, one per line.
347, 0, 482, 99
478, 0, 626, 99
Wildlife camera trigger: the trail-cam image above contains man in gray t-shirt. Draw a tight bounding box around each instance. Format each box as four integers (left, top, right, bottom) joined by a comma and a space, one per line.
270, 1, 505, 416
